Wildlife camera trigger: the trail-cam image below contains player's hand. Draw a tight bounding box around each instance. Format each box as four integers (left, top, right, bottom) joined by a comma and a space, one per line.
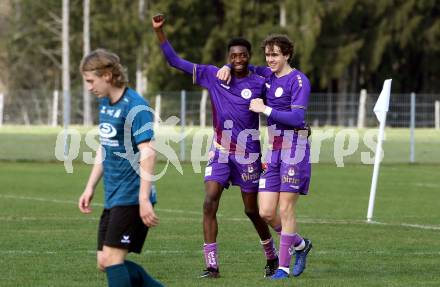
78, 188, 94, 214
216, 65, 232, 84
152, 13, 165, 30
249, 98, 266, 113
140, 200, 159, 227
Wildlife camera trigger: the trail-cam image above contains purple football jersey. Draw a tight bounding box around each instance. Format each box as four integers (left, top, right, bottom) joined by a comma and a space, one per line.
258, 68, 311, 149
195, 64, 265, 154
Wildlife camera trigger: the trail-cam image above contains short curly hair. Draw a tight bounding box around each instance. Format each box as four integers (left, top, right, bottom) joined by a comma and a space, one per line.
261, 34, 294, 61
79, 49, 128, 88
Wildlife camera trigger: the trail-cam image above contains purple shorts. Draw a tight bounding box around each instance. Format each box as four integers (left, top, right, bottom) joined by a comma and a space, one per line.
259, 147, 311, 194
204, 149, 261, 192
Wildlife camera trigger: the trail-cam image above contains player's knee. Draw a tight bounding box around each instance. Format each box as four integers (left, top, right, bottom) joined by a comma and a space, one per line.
259, 209, 276, 223
244, 207, 259, 219
98, 252, 120, 270
203, 197, 218, 215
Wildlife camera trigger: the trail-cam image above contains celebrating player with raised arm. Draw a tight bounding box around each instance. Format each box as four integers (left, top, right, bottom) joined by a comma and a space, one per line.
152, 14, 280, 278
218, 34, 313, 280
78, 49, 164, 287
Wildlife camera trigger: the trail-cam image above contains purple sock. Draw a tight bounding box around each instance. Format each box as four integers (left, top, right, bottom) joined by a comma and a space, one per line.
203, 242, 218, 269
279, 232, 303, 268
273, 224, 282, 236
261, 238, 278, 260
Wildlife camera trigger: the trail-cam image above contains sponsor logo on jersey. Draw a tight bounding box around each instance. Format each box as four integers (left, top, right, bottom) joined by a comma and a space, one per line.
288, 167, 295, 176
275, 87, 283, 98
241, 88, 252, 99
99, 123, 117, 138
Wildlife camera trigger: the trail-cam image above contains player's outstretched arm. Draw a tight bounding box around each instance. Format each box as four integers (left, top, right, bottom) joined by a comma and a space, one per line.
138, 141, 159, 227
79, 145, 104, 214
152, 14, 167, 44
152, 14, 194, 74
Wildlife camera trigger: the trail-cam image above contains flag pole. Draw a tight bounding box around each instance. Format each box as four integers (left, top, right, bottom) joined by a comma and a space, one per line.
367, 79, 392, 222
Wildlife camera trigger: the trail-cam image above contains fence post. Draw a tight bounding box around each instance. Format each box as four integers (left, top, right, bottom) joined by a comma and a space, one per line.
357, 89, 367, 129
0, 93, 4, 127
435, 101, 440, 130
180, 90, 186, 162
410, 92, 416, 163
52, 90, 59, 127
200, 89, 208, 128
154, 94, 161, 130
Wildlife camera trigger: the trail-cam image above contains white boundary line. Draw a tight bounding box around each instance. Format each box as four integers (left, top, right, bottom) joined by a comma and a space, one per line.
1, 194, 439, 231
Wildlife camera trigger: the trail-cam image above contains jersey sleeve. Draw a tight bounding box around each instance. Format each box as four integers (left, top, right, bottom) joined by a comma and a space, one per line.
194, 64, 218, 89
131, 101, 154, 145
249, 65, 272, 78
290, 73, 311, 110
160, 41, 195, 74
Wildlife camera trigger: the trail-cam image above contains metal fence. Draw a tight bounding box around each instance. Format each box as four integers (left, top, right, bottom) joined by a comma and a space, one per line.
0, 89, 439, 128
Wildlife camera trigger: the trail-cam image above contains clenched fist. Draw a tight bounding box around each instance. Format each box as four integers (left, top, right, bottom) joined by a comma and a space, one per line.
249, 98, 266, 113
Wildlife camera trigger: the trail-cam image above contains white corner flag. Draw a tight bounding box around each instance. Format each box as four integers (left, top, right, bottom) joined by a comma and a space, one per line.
367, 79, 392, 222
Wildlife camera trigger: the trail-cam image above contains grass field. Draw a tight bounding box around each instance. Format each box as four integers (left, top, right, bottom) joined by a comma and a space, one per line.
1, 125, 440, 164
1, 160, 439, 287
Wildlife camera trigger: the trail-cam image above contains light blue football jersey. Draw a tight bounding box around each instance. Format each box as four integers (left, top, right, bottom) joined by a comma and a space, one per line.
98, 88, 156, 208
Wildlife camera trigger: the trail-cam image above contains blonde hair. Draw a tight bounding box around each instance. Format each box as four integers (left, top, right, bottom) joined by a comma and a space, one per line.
79, 49, 128, 88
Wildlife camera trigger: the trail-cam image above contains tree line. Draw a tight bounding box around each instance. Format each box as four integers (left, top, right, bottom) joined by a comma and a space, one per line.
1, 0, 439, 97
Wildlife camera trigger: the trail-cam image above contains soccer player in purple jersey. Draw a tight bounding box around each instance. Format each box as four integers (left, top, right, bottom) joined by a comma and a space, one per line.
217, 34, 313, 280
152, 14, 280, 278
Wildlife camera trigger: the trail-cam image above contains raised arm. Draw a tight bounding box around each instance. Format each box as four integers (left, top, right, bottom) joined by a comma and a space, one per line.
152, 14, 194, 74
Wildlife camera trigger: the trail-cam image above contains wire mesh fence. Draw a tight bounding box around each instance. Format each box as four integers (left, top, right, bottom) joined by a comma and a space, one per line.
1, 89, 439, 128
0, 88, 439, 164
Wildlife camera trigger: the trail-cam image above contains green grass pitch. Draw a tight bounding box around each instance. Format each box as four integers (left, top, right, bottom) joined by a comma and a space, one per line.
0, 161, 439, 286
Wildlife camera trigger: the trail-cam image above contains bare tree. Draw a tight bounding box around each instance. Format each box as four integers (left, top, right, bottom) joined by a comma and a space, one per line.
62, 0, 70, 155
82, 0, 92, 125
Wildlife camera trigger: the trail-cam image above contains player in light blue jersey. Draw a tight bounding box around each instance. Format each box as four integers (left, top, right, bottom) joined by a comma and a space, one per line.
78, 49, 163, 287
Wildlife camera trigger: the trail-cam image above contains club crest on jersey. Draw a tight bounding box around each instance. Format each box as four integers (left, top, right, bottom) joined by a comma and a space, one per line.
275, 87, 284, 98
99, 123, 117, 138
241, 88, 252, 99
288, 167, 295, 176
